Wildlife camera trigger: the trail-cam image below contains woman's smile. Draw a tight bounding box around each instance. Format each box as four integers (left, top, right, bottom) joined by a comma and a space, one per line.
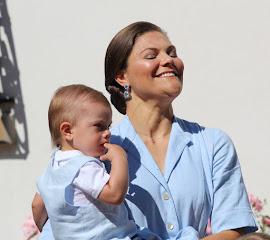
123, 31, 184, 101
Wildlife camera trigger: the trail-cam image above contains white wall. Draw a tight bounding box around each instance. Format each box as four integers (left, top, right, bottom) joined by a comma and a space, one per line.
1, 0, 269, 239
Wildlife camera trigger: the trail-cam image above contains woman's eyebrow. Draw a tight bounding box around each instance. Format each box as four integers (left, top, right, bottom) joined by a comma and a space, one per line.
139, 47, 157, 54
139, 45, 176, 54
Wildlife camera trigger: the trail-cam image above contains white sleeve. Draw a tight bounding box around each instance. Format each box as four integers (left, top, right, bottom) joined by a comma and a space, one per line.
72, 161, 110, 199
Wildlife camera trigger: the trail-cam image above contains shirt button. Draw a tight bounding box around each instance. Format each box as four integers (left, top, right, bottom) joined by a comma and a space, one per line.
163, 193, 170, 200
166, 223, 174, 230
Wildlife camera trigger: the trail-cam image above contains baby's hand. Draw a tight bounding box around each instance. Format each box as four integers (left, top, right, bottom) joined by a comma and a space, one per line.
100, 143, 127, 163
98, 143, 129, 205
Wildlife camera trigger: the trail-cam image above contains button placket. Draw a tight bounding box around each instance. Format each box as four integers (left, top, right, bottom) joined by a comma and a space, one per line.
166, 223, 174, 230
163, 192, 170, 200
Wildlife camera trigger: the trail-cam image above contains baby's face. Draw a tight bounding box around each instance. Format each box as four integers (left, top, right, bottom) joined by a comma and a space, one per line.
71, 102, 112, 157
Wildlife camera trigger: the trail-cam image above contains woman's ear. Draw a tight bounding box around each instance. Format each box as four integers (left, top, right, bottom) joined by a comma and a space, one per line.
115, 71, 128, 87
60, 122, 73, 141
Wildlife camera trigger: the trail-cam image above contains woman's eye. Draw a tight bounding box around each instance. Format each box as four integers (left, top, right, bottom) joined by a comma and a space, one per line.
169, 51, 177, 58
145, 55, 156, 60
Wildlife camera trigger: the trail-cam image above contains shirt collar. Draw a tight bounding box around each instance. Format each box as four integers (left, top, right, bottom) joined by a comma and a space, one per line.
52, 148, 84, 162
121, 114, 191, 184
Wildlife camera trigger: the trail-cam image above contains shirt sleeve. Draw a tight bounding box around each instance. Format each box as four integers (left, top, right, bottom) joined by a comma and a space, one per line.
210, 129, 258, 233
72, 161, 110, 199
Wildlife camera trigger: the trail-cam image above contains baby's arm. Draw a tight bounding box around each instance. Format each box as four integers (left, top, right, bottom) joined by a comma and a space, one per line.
32, 192, 48, 232
99, 143, 129, 205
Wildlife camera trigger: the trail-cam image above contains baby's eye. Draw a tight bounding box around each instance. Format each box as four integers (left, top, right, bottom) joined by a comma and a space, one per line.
94, 123, 105, 130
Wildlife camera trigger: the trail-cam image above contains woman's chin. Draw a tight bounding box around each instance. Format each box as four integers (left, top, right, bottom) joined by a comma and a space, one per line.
166, 85, 182, 98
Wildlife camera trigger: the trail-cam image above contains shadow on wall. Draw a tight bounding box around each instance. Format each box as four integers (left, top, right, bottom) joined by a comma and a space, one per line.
0, 0, 29, 159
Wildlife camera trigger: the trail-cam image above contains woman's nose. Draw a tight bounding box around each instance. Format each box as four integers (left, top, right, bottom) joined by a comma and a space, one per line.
160, 54, 174, 67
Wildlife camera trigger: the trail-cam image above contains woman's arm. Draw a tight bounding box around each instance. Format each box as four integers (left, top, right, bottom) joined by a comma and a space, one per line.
207, 129, 257, 235
32, 192, 48, 232
99, 143, 129, 205
201, 228, 245, 240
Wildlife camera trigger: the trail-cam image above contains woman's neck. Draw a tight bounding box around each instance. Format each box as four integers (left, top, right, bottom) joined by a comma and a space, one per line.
126, 99, 174, 138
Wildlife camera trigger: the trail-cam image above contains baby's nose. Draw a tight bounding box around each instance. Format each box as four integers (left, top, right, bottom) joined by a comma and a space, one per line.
103, 129, 111, 139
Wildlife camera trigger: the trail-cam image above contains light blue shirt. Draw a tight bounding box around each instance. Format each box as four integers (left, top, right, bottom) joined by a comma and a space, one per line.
109, 115, 257, 239
38, 115, 257, 240
37, 155, 138, 240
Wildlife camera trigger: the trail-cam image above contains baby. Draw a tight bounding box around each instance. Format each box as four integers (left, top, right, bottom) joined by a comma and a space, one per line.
32, 84, 138, 239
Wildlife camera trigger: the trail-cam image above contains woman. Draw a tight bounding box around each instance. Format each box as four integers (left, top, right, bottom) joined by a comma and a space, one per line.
104, 21, 257, 239
36, 21, 257, 239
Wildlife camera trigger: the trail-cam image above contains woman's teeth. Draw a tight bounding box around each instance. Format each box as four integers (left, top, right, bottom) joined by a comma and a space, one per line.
158, 72, 176, 77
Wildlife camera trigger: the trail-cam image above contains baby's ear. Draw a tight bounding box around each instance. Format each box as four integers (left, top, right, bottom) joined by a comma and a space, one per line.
60, 122, 73, 141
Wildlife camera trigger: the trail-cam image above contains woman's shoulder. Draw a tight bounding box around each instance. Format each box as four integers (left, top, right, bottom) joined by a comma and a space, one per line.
176, 117, 238, 170
110, 115, 130, 145
175, 116, 233, 146
111, 116, 127, 133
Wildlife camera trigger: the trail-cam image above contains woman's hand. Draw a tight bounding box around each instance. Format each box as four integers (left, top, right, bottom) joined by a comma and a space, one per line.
201, 228, 245, 240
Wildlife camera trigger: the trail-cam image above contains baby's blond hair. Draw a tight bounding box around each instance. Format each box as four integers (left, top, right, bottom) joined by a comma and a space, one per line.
48, 84, 110, 147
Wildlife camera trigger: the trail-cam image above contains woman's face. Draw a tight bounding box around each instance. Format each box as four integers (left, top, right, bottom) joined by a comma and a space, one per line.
122, 31, 184, 103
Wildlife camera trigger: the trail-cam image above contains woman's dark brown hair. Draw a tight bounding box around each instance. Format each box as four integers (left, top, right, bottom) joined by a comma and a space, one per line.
105, 21, 166, 114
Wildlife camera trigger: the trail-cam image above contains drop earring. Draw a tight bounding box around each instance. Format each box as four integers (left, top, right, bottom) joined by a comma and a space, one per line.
123, 84, 131, 101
